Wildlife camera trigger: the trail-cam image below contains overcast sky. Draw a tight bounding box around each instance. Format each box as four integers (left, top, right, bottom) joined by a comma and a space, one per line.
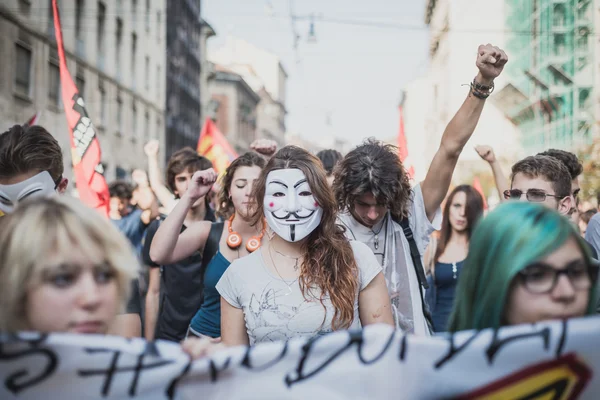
204, 0, 430, 148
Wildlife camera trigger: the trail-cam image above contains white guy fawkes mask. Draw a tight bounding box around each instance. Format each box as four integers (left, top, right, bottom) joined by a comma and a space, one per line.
0, 171, 58, 214
264, 168, 323, 242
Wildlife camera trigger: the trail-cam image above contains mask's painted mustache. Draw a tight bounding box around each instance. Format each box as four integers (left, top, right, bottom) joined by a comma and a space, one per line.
271, 209, 316, 220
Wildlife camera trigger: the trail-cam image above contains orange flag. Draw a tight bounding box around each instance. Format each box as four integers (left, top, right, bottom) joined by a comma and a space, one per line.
197, 118, 238, 174
473, 176, 488, 210
398, 105, 415, 179
52, 0, 109, 215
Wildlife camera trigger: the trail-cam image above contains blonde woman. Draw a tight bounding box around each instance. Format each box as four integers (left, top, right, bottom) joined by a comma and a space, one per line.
0, 196, 138, 334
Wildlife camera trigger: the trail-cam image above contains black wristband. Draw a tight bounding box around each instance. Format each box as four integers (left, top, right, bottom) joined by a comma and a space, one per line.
471, 88, 490, 99
472, 77, 494, 93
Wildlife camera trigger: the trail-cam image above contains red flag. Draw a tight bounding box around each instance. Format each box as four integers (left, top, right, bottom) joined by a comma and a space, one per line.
24, 111, 42, 127
197, 118, 238, 174
473, 176, 488, 210
52, 0, 109, 216
398, 105, 415, 179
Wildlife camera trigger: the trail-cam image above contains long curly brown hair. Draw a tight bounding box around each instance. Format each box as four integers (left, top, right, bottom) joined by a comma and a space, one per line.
333, 138, 412, 221
251, 146, 359, 330
216, 152, 266, 219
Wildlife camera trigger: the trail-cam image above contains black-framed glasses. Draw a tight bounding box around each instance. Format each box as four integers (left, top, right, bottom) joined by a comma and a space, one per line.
503, 189, 563, 203
517, 261, 599, 294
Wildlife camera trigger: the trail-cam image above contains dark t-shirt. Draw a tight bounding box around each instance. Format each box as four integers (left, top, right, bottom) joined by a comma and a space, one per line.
125, 279, 142, 314
142, 207, 216, 342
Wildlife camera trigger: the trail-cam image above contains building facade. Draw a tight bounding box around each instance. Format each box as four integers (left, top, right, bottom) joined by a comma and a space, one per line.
209, 36, 287, 146
0, 0, 167, 185
498, 0, 596, 154
165, 0, 202, 160
419, 0, 522, 180
209, 66, 260, 154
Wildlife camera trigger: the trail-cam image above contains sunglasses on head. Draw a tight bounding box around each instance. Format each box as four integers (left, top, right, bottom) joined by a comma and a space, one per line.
503, 189, 563, 203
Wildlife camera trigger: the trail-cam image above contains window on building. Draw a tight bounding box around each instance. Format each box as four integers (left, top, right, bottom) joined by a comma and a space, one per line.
145, 56, 150, 91
74, 0, 85, 56
156, 116, 162, 139
132, 103, 138, 140
15, 43, 32, 97
98, 81, 106, 127
577, 0, 590, 20
156, 65, 161, 98
553, 34, 566, 55
579, 88, 591, 111
131, 33, 137, 84
553, 5, 566, 27
116, 18, 123, 72
577, 29, 589, 51
97, 2, 106, 56
75, 0, 84, 39
48, 60, 60, 106
76, 68, 85, 99
145, 0, 150, 32
116, 95, 123, 134
144, 111, 150, 141
157, 11, 161, 42
47, 0, 62, 38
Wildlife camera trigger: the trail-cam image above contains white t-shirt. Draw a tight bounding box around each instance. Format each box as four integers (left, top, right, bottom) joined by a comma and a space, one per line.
337, 184, 442, 335
216, 241, 381, 345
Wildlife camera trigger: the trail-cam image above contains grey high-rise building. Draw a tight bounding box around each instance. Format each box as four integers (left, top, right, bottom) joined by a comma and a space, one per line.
165, 0, 202, 161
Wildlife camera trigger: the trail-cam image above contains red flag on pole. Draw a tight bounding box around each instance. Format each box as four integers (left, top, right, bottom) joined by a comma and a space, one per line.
24, 111, 42, 127
398, 105, 415, 179
197, 118, 238, 174
473, 176, 488, 210
52, 0, 109, 216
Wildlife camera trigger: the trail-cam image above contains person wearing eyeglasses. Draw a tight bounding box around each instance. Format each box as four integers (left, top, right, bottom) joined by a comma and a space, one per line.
448, 202, 598, 331
503, 155, 573, 215
536, 149, 583, 226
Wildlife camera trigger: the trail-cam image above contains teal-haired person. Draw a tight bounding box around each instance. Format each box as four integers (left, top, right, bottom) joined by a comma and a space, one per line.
448, 202, 598, 332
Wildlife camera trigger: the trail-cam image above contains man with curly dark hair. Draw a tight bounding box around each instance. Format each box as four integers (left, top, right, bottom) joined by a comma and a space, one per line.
333, 43, 508, 335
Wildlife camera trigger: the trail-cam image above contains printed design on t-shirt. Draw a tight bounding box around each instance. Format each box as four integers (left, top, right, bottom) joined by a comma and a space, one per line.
246, 282, 333, 343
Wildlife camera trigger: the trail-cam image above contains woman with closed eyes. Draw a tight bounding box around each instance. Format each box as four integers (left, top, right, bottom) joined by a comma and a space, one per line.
150, 151, 268, 340
0, 196, 138, 334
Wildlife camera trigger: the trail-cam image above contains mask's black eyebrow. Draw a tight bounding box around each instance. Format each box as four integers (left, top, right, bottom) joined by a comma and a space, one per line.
269, 180, 288, 188
18, 188, 43, 200
293, 179, 308, 188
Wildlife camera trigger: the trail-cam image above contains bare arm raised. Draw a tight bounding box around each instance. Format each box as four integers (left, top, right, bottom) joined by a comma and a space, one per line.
475, 145, 510, 201
149, 168, 217, 265
421, 44, 508, 221
144, 139, 177, 211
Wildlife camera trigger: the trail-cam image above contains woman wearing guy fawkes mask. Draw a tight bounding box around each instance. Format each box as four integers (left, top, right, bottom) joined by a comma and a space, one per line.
181, 146, 393, 356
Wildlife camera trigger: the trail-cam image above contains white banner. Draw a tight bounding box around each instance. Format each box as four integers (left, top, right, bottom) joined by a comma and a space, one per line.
2, 317, 600, 399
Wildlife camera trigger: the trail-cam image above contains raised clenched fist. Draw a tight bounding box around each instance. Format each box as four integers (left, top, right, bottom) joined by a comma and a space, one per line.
144, 139, 160, 157
186, 168, 217, 202
475, 44, 508, 84
475, 145, 497, 164
250, 139, 278, 157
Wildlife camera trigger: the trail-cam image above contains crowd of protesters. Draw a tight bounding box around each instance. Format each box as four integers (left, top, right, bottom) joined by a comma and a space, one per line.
1, 43, 598, 366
